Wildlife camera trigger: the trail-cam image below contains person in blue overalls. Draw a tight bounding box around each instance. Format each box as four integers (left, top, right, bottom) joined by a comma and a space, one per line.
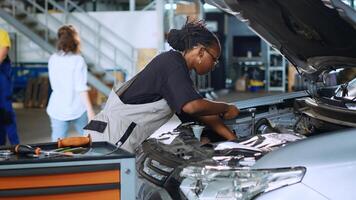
0, 29, 19, 145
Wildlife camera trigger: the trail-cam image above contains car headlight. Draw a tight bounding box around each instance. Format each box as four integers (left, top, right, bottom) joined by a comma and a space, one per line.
142, 158, 167, 181
150, 159, 174, 173
179, 165, 306, 200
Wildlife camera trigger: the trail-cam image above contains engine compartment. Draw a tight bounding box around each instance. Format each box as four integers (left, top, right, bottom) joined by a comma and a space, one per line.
136, 77, 356, 200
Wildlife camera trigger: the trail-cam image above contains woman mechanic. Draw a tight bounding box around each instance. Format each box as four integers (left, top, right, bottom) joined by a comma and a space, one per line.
84, 20, 240, 153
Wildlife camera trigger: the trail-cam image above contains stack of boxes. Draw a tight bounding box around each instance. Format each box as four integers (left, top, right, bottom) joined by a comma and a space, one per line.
137, 48, 157, 72
175, 1, 200, 21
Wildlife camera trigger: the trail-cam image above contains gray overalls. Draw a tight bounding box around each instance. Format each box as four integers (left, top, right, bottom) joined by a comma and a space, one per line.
84, 76, 174, 153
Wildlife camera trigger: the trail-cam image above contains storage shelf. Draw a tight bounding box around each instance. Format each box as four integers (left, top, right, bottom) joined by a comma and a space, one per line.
233, 56, 263, 62
268, 66, 284, 71
266, 47, 287, 92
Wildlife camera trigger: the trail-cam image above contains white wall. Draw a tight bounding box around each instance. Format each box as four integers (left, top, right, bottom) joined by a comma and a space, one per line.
90, 11, 158, 49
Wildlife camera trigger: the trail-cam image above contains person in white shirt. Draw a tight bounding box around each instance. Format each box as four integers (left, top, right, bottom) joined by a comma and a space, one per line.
47, 25, 95, 141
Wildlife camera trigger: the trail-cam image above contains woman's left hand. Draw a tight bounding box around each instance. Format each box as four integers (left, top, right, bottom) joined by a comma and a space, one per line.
87, 110, 95, 121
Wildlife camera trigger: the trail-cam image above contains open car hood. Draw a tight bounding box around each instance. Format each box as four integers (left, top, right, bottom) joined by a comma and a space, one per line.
207, 0, 356, 79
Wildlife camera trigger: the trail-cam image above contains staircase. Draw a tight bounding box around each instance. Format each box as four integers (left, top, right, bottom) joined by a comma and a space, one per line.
0, 0, 138, 96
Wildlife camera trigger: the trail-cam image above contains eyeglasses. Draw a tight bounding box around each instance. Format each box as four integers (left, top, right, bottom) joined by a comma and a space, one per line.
204, 48, 219, 66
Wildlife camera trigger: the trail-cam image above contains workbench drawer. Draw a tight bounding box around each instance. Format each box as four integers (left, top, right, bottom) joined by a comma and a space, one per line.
0, 141, 135, 200
0, 164, 120, 200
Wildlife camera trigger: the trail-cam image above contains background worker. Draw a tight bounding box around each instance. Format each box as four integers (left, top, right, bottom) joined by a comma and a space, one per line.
0, 28, 20, 145
47, 25, 95, 142
85, 20, 239, 153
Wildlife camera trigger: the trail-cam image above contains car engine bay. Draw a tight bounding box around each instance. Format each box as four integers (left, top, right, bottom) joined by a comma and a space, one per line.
136, 75, 356, 200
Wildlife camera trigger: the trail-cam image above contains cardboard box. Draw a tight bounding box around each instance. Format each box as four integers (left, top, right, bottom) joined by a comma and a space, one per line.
113, 70, 125, 83
288, 64, 297, 92
24, 77, 49, 108
88, 86, 109, 107
137, 48, 157, 72
175, 1, 199, 15
88, 88, 98, 106
96, 92, 108, 107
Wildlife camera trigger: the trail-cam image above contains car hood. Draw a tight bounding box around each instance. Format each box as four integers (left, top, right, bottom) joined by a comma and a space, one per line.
207, 0, 356, 79
252, 129, 356, 168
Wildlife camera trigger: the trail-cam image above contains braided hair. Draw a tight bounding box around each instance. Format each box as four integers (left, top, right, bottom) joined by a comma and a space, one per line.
167, 19, 219, 52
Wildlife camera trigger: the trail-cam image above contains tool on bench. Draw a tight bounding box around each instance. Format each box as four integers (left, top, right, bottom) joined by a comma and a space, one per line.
14, 144, 73, 157
57, 134, 92, 148
12, 135, 92, 158
58, 147, 88, 154
0, 150, 13, 156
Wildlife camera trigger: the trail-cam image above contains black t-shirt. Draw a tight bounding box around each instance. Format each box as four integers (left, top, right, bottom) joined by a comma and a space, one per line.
120, 50, 202, 114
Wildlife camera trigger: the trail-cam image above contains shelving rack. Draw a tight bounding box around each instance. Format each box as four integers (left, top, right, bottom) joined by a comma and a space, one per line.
266, 47, 287, 92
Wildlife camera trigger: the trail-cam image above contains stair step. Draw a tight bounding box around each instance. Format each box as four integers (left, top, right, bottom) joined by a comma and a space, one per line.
48, 37, 57, 45
89, 69, 106, 77
0, 5, 13, 13
34, 29, 48, 38
22, 19, 38, 28
15, 12, 27, 20
0, 0, 11, 6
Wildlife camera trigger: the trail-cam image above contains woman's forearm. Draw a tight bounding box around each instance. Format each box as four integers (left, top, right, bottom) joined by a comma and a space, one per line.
197, 115, 237, 140
182, 98, 229, 116
80, 91, 95, 121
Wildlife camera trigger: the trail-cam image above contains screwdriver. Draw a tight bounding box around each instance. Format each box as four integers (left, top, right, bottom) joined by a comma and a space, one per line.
14, 144, 73, 157
14, 144, 41, 155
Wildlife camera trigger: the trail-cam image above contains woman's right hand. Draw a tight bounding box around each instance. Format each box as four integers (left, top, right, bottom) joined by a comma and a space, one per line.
222, 104, 239, 120
87, 109, 95, 121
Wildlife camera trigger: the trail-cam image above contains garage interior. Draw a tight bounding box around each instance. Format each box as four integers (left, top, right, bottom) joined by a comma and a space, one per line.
1, 0, 356, 200
2, 0, 314, 144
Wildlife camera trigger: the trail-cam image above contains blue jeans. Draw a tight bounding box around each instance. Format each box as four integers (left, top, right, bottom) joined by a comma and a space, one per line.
50, 112, 88, 142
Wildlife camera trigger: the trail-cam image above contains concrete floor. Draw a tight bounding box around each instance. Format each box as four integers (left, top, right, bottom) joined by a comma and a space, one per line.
15, 108, 78, 144
13, 91, 281, 145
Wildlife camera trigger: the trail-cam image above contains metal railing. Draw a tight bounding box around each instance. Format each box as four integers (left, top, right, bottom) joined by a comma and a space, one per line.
22, 0, 136, 79
0, 0, 143, 95
47, 0, 137, 77
0, 0, 114, 95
